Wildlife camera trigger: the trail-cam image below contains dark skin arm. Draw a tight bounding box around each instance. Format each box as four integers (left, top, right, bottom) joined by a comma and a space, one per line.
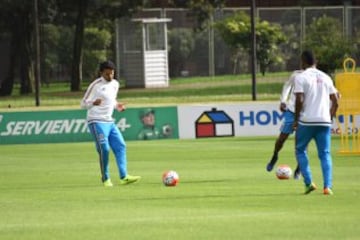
330, 93, 338, 119
293, 92, 304, 130
280, 102, 287, 112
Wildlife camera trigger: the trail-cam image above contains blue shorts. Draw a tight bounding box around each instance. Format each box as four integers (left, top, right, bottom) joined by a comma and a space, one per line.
280, 110, 295, 134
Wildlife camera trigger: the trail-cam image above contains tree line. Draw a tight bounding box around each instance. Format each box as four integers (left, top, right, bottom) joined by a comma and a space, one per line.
0, 1, 356, 97
0, 0, 224, 96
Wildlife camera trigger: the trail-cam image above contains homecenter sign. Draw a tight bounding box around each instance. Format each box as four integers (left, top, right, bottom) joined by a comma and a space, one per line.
239, 110, 283, 126
178, 102, 340, 138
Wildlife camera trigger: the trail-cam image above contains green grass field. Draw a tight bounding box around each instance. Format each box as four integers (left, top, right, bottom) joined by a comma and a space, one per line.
0, 73, 288, 109
1, 137, 359, 240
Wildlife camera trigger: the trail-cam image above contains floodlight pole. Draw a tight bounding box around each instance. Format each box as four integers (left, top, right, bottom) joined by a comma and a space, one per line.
33, 0, 41, 106
208, 13, 215, 77
250, 0, 257, 101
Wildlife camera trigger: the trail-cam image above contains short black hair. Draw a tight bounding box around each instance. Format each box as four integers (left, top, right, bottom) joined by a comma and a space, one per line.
99, 60, 115, 72
301, 50, 316, 66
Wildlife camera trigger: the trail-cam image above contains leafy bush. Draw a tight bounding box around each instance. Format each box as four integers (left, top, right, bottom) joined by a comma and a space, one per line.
168, 28, 195, 77
214, 11, 287, 75
303, 15, 354, 75
83, 27, 112, 79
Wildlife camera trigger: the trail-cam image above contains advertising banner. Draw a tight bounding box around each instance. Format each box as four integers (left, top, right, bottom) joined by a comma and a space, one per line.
0, 106, 178, 145
1, 103, 352, 144
115, 106, 178, 141
0, 110, 90, 144
177, 102, 342, 139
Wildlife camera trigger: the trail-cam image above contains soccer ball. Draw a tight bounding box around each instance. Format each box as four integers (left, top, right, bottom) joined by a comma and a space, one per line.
276, 164, 292, 180
162, 170, 179, 186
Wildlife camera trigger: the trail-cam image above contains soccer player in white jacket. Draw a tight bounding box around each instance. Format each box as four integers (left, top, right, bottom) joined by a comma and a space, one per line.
293, 50, 338, 195
266, 70, 302, 179
81, 61, 140, 187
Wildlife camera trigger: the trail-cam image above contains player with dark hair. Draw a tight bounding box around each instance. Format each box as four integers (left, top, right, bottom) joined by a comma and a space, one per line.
266, 70, 301, 179
293, 50, 338, 195
81, 60, 141, 187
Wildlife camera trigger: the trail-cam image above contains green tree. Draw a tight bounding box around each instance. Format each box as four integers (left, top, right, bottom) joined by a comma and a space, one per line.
168, 28, 195, 77
0, 0, 62, 96
42, 24, 112, 82
57, 26, 74, 72
0, 0, 71, 96
0, 0, 225, 96
303, 15, 354, 75
256, 20, 287, 75
280, 23, 301, 70
55, 0, 145, 91
83, 27, 112, 79
41, 24, 61, 84
0, 1, 35, 96
170, 0, 225, 30
214, 11, 287, 75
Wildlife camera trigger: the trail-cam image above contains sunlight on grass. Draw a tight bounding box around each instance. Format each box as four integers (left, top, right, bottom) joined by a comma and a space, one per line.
0, 138, 359, 240
0, 73, 289, 109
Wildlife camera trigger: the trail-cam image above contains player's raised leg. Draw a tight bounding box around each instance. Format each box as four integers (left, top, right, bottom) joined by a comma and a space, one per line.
267, 132, 290, 171
267, 110, 294, 172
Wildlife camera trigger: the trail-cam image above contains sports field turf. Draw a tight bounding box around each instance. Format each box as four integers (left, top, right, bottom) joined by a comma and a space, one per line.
1, 137, 359, 240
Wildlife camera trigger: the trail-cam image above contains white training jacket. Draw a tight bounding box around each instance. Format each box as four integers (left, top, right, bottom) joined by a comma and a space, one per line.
81, 77, 119, 123
280, 70, 303, 113
293, 67, 337, 126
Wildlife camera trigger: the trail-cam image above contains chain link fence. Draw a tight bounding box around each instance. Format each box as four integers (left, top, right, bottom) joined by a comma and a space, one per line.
116, 6, 360, 82
4, 6, 357, 91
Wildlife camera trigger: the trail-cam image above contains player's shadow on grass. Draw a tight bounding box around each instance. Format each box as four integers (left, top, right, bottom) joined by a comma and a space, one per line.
145, 178, 235, 186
